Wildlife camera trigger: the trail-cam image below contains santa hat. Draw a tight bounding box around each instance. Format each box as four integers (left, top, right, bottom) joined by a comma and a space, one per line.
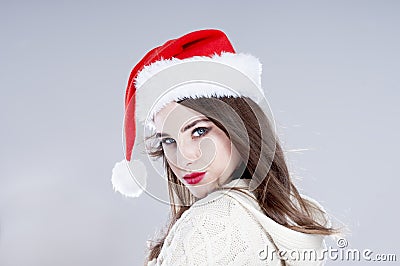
111, 29, 266, 198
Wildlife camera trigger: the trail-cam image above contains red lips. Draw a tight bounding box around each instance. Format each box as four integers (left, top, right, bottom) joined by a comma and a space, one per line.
183, 172, 206, 185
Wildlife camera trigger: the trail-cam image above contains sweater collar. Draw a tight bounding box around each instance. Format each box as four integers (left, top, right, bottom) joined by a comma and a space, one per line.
193, 178, 255, 206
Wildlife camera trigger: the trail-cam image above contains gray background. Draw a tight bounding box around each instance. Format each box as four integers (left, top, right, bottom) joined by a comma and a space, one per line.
1, 0, 398, 265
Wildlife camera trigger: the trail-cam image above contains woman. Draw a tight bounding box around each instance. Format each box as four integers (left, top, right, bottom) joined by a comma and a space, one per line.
112, 29, 337, 265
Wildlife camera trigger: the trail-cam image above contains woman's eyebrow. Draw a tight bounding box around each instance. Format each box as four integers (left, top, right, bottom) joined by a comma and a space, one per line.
155, 118, 210, 138
181, 118, 210, 133
155, 132, 170, 138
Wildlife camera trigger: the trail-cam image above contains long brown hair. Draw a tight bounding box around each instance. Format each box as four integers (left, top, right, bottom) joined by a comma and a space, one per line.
144, 96, 337, 264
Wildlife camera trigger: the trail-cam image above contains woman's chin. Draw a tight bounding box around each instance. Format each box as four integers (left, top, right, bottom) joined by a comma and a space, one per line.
191, 190, 207, 199
189, 180, 219, 199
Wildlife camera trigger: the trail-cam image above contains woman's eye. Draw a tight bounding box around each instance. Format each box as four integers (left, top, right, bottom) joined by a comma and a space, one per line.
161, 138, 176, 145
192, 127, 209, 137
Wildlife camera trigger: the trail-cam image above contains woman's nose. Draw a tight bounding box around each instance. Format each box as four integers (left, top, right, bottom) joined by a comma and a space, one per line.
176, 140, 201, 168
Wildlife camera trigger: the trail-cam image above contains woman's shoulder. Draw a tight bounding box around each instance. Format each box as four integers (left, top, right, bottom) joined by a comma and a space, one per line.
156, 183, 329, 265
163, 187, 254, 243
157, 188, 271, 265
185, 183, 330, 251
171, 180, 272, 245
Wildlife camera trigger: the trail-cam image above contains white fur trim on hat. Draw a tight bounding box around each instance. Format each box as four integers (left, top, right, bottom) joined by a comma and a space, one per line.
135, 52, 262, 90
111, 159, 147, 198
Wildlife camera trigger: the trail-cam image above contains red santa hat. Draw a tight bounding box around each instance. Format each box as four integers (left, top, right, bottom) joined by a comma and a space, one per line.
111, 29, 265, 198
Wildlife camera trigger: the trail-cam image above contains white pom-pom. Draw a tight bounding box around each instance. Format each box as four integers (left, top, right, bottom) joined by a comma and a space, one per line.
111, 159, 147, 198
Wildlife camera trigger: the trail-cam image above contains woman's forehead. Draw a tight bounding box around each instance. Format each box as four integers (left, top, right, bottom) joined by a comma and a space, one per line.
154, 101, 208, 133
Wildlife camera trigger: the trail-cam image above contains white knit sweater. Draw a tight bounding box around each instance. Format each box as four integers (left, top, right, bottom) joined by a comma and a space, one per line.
147, 179, 330, 266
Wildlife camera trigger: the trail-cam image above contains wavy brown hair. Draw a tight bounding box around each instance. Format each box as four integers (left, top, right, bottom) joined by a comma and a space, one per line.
144, 96, 337, 264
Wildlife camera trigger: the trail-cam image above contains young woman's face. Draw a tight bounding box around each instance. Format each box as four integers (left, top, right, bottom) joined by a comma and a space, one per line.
154, 101, 243, 199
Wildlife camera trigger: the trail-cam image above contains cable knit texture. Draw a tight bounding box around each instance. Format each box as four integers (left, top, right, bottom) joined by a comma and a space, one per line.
147, 179, 329, 266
